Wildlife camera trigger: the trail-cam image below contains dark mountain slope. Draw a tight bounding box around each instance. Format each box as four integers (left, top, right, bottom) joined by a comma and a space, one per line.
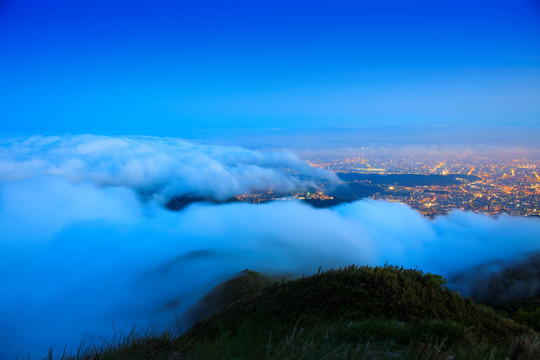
183, 269, 272, 328
449, 251, 540, 330
56, 265, 538, 360
186, 265, 527, 345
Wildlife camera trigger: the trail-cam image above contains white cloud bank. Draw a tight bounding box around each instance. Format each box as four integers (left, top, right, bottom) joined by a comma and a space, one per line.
0, 135, 539, 359
0, 135, 336, 202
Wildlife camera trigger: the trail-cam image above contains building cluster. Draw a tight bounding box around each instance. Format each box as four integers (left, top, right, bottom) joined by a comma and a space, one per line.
233, 155, 539, 217
234, 191, 333, 203
311, 155, 540, 217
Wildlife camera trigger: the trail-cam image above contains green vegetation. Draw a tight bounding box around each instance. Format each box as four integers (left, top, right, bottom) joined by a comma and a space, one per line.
471, 252, 540, 331
185, 269, 273, 327
51, 265, 539, 360
514, 307, 540, 332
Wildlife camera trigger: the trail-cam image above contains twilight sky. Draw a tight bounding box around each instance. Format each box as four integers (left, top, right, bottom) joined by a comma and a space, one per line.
0, 0, 539, 136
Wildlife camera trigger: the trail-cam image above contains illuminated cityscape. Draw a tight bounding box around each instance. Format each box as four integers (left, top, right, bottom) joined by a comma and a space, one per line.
236, 155, 540, 217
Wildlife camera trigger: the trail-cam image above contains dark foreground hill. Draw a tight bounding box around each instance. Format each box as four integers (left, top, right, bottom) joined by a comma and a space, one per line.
183, 269, 273, 328
58, 266, 539, 360
449, 251, 540, 330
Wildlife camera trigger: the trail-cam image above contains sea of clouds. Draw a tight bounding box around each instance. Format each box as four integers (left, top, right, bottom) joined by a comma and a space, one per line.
1, 135, 539, 359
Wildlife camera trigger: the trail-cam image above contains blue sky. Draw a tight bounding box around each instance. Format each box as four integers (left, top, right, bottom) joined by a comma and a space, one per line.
0, 0, 539, 136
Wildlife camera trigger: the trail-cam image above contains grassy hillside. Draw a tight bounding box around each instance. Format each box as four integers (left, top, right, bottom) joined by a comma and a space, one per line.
184, 269, 273, 327
58, 265, 538, 360
452, 251, 540, 330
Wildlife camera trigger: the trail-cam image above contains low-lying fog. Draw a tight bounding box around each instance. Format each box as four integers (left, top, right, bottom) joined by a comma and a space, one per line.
1, 135, 539, 359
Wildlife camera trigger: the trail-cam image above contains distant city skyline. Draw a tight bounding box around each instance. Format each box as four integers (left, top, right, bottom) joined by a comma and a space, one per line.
1, 0, 539, 135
